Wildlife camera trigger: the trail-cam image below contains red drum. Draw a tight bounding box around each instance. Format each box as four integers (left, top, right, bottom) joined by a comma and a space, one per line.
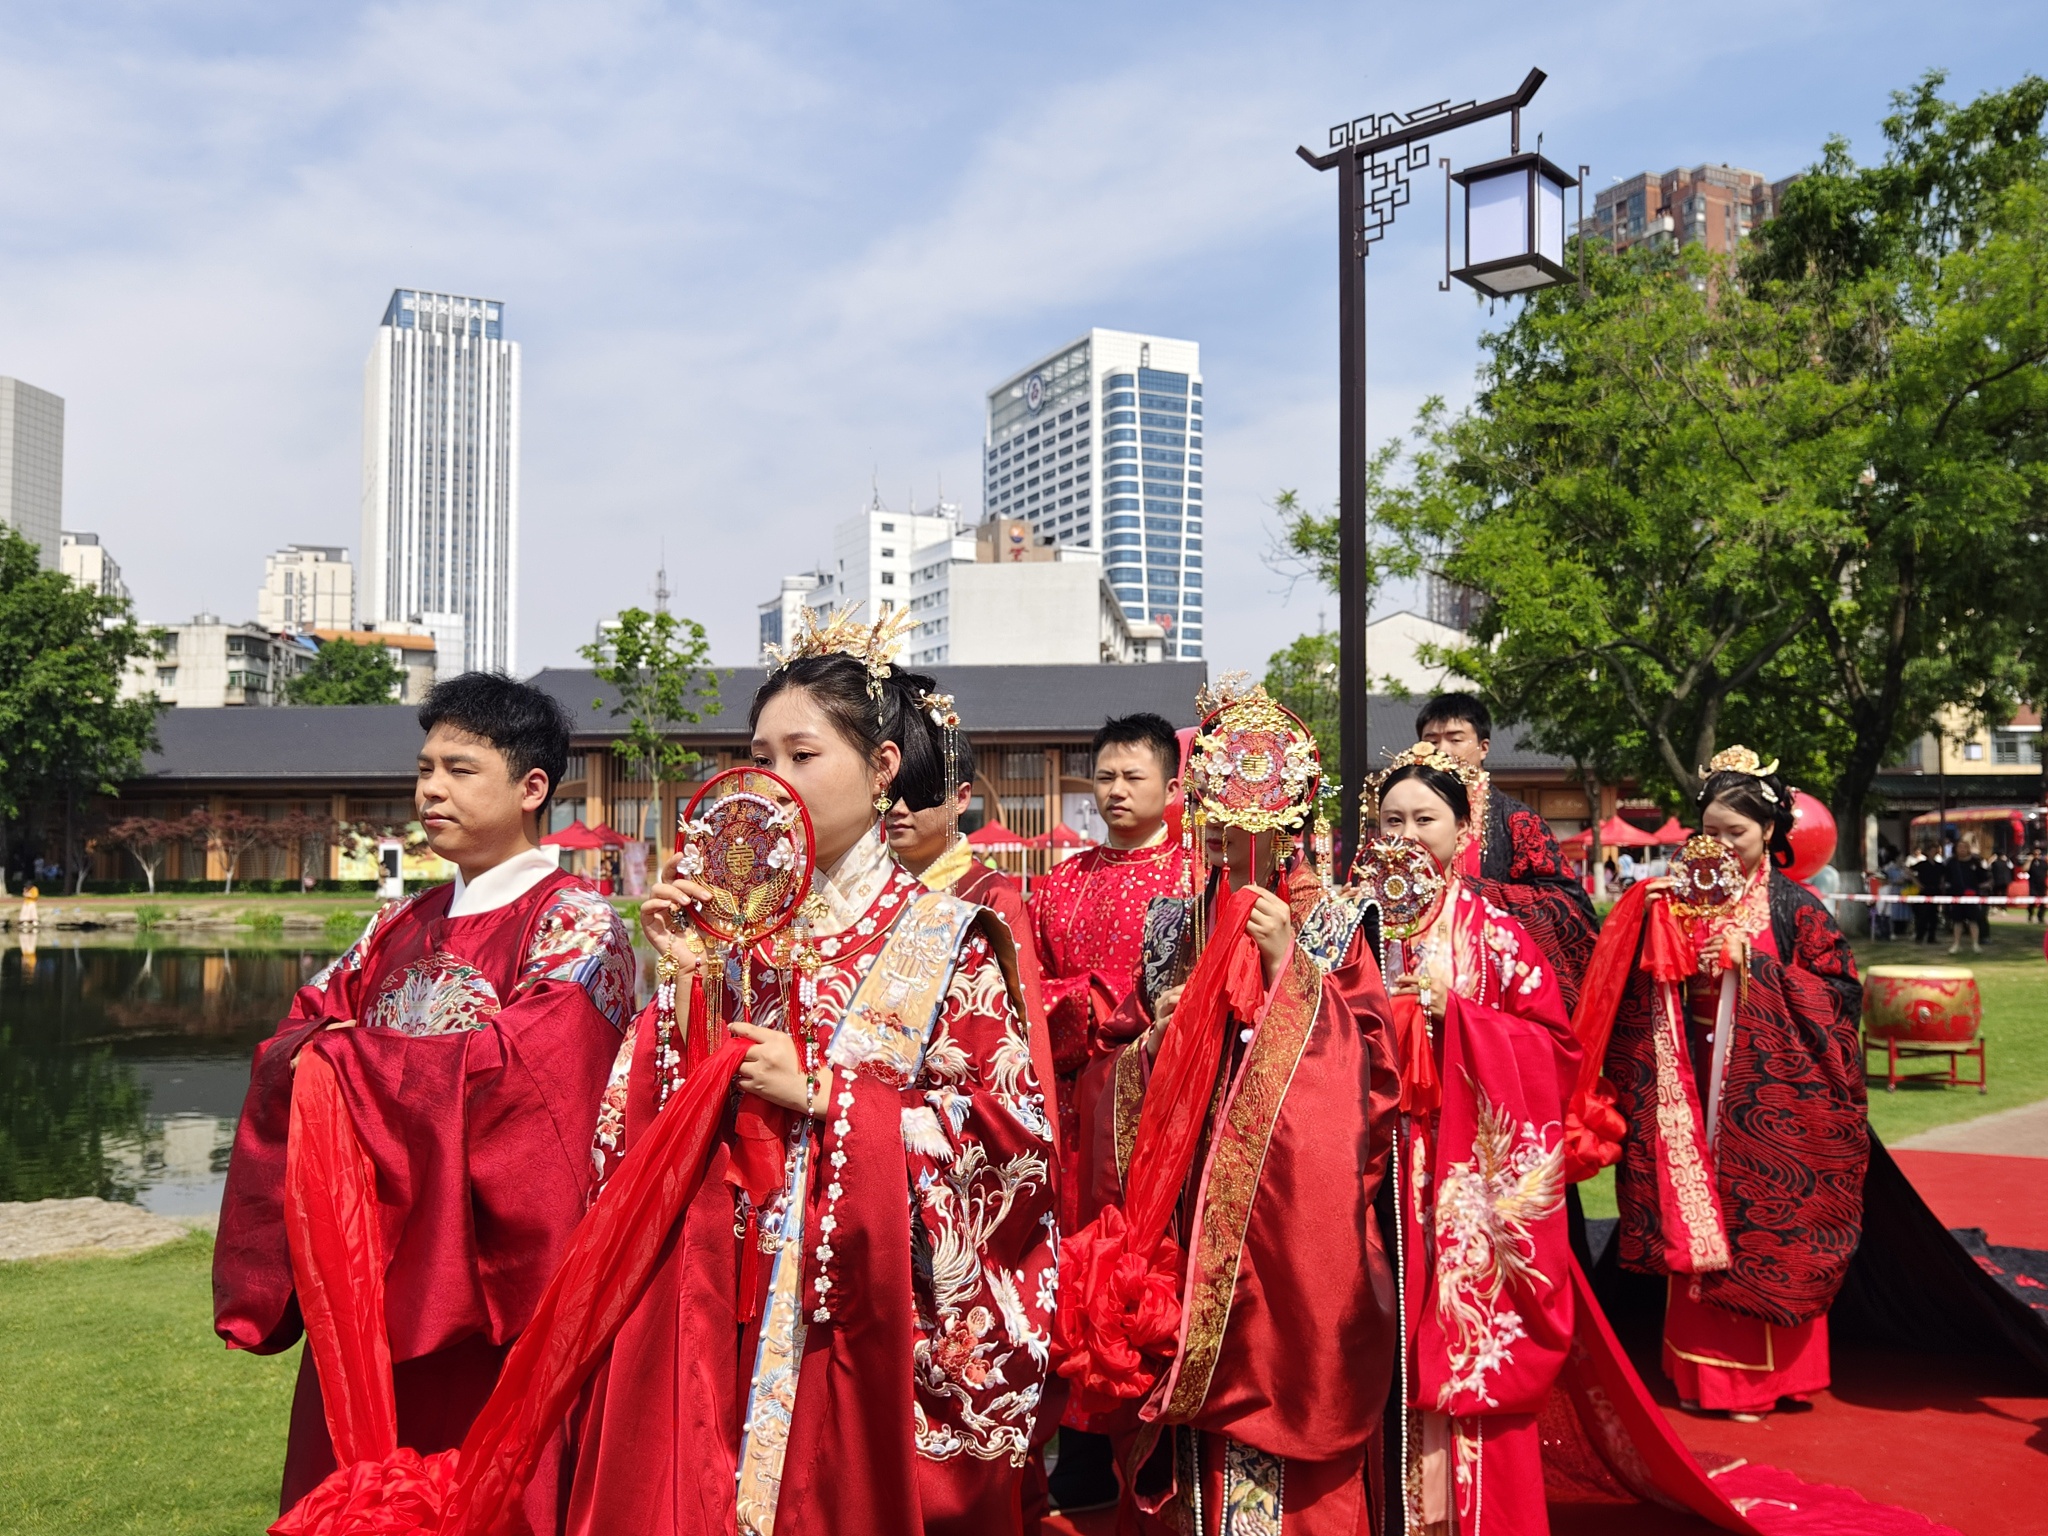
1862, 966, 1983, 1045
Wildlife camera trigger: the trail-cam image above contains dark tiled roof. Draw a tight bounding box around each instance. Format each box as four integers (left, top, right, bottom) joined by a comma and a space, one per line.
138, 704, 424, 782
129, 673, 1574, 785
525, 663, 1212, 737
1365, 695, 1567, 773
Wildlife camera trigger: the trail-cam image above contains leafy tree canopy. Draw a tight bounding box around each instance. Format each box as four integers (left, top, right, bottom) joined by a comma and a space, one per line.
284, 638, 408, 705
1287, 72, 2048, 865
578, 607, 722, 788
0, 526, 161, 826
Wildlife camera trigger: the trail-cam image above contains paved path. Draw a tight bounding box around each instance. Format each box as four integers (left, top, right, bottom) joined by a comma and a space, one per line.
1894, 1096, 2048, 1157
0, 1197, 205, 1261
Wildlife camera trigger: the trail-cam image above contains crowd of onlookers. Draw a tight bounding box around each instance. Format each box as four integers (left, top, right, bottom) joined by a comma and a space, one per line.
1871, 840, 2048, 950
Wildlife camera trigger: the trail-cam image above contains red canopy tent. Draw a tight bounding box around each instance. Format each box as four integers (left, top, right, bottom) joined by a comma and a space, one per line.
1647, 816, 1690, 844
967, 822, 1028, 851
541, 820, 609, 850
1560, 815, 1668, 851
1027, 823, 1094, 850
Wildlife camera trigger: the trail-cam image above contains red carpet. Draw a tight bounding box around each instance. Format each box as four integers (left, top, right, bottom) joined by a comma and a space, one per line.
1889, 1150, 2048, 1248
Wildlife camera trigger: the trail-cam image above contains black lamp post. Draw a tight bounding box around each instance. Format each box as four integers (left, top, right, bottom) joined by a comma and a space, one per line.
1297, 68, 1575, 867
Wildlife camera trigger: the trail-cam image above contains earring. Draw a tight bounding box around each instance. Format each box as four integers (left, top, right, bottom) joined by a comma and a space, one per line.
874, 792, 893, 815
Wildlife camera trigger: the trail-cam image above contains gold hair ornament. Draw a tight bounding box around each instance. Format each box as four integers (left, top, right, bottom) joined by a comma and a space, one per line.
764, 604, 918, 722
1699, 745, 1782, 803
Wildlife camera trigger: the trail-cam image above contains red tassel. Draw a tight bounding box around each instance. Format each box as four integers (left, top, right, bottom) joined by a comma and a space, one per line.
1391, 993, 1441, 1115
738, 1207, 762, 1325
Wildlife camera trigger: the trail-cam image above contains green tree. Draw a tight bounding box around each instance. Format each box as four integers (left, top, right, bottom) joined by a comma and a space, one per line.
0, 528, 161, 891
578, 608, 723, 810
284, 638, 407, 705
1263, 629, 1340, 753
1351, 73, 2048, 871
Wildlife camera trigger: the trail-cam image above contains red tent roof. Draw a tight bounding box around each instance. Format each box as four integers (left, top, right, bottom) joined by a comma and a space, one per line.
541, 819, 608, 850
966, 822, 1027, 849
1028, 823, 1094, 849
1560, 815, 1668, 850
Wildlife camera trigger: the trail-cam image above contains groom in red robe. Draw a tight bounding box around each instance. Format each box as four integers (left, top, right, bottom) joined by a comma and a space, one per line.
213, 673, 635, 1530
1028, 711, 1188, 1512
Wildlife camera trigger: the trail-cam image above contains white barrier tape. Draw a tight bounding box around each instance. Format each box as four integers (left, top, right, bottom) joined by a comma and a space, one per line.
1829, 893, 2041, 905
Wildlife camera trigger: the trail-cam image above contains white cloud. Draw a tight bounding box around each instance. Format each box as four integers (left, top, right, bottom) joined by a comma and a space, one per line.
0, 0, 2025, 696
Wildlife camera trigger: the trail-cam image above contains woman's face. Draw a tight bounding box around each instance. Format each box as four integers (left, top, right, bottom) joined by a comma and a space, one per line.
1377, 777, 1466, 869
1203, 823, 1264, 885
1701, 798, 1768, 874
751, 687, 900, 871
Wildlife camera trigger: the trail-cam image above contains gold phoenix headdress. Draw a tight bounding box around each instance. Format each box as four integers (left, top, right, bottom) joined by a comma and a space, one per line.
1185, 674, 1321, 835
1361, 740, 1484, 819
765, 604, 917, 719
1700, 744, 1782, 803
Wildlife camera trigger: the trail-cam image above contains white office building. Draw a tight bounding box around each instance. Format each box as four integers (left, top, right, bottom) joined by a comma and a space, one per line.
0, 377, 64, 568
257, 544, 355, 631
906, 516, 1165, 666
361, 290, 520, 675
61, 532, 129, 602
760, 491, 962, 661
983, 330, 1204, 657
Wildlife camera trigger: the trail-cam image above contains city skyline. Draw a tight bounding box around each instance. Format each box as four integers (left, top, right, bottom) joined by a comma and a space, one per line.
0, 3, 2029, 676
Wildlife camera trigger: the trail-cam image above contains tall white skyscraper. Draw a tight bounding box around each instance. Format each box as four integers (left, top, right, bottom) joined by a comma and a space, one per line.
0, 377, 64, 568
361, 290, 520, 675
984, 330, 1204, 657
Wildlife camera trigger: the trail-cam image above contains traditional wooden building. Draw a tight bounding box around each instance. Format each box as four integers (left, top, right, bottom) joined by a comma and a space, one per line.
96, 667, 1594, 886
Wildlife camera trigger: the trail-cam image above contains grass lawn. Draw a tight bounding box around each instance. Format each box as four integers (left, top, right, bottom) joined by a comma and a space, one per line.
1578, 909, 2048, 1219
0, 1233, 298, 1536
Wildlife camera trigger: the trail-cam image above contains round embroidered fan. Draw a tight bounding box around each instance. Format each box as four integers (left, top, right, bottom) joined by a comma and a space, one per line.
1668, 833, 1744, 920
1350, 835, 1447, 939
676, 768, 817, 948
1185, 682, 1320, 834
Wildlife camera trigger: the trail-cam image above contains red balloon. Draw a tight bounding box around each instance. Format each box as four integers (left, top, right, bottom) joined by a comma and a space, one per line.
1785, 791, 1837, 881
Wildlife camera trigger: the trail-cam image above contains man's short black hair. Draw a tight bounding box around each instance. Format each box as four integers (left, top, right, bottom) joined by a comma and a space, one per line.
1092, 712, 1180, 782
418, 672, 574, 814
1416, 692, 1492, 744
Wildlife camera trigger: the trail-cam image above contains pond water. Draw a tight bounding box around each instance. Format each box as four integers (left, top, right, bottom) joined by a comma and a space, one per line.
0, 939, 338, 1216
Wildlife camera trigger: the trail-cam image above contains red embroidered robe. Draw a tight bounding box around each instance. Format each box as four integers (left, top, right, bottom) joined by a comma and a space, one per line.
213, 867, 635, 1526
923, 841, 1059, 1161
1389, 880, 1579, 1536
564, 833, 1057, 1536
1606, 870, 1867, 1327
1028, 839, 1188, 1231
1100, 870, 1403, 1536
1465, 782, 1599, 1013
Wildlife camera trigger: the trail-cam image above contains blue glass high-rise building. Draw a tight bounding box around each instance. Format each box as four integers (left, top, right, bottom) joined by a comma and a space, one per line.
983, 329, 1203, 658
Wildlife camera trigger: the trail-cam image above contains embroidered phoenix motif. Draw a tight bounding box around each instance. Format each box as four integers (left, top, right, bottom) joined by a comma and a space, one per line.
1432, 1089, 1565, 1408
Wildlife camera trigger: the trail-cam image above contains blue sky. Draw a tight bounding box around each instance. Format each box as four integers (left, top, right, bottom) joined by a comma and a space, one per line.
0, 0, 2038, 676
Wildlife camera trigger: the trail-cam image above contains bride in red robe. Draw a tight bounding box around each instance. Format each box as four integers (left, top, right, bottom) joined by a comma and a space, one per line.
1065, 683, 1400, 1535
1368, 743, 1580, 1536
1600, 748, 1866, 1420
566, 620, 1057, 1536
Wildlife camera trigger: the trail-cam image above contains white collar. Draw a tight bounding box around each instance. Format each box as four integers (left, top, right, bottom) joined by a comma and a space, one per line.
448, 845, 560, 918
814, 825, 895, 934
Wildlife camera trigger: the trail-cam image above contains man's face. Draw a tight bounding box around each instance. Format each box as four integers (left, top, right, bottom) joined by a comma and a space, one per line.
1095, 741, 1177, 839
417, 724, 548, 864
1420, 717, 1489, 771
884, 782, 970, 871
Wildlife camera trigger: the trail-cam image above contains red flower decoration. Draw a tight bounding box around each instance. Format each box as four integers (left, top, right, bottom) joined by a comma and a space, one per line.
1562, 1075, 1627, 1184
269, 1447, 461, 1536
1051, 1204, 1184, 1416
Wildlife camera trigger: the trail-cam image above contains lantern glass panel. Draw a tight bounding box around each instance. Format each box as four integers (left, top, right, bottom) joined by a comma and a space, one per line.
1467, 168, 1532, 268
1537, 173, 1565, 264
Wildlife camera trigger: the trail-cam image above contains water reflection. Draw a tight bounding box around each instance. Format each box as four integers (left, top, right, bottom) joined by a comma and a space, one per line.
0, 940, 336, 1214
